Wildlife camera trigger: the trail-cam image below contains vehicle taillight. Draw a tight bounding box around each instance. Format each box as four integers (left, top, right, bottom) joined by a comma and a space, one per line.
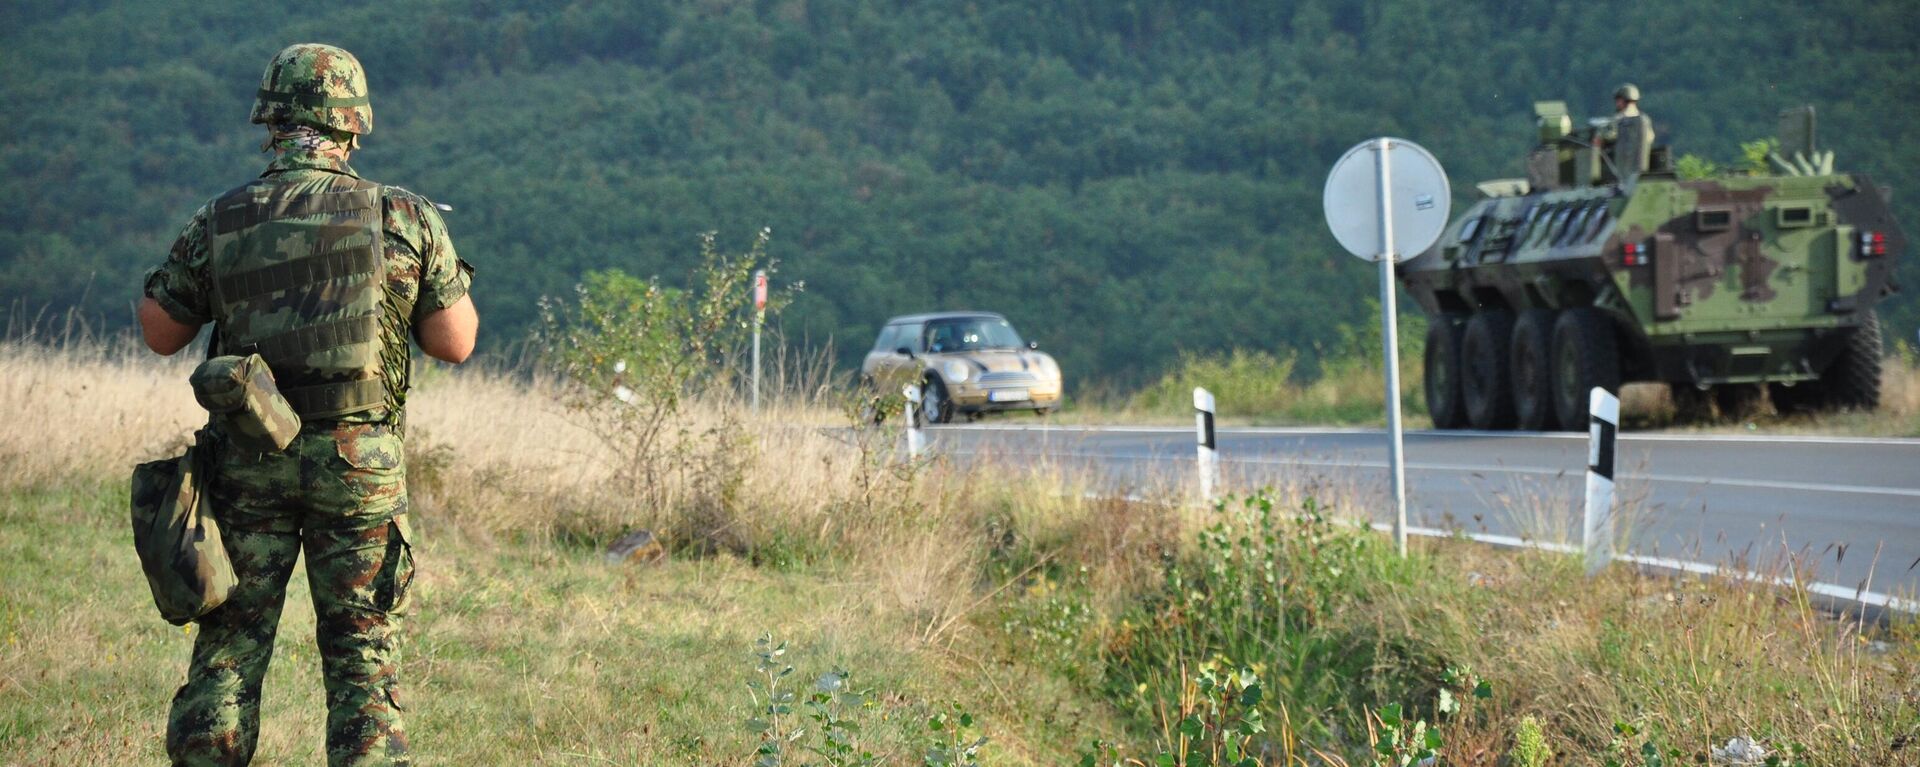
1622, 240, 1650, 266
1857, 230, 1887, 257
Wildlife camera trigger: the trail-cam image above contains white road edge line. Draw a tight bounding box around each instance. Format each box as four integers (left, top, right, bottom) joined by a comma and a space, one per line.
951, 447, 1920, 499
1063, 491, 1915, 613
1373, 522, 1919, 613
937, 423, 1920, 447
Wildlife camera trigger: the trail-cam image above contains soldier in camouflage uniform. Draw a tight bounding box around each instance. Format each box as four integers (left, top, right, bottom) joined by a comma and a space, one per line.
1600, 83, 1655, 180
137, 43, 478, 767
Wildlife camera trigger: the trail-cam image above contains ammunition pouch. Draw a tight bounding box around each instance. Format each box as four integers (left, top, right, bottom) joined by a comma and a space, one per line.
130, 432, 235, 625
191, 354, 302, 453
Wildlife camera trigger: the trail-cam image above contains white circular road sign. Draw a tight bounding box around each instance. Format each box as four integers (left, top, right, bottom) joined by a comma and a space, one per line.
1323, 138, 1451, 263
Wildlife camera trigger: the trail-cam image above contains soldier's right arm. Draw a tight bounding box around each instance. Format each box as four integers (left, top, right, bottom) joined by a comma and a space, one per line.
140, 205, 214, 355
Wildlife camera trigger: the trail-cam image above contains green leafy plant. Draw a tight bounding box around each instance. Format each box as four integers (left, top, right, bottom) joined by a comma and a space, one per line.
1106, 491, 1446, 747
746, 634, 801, 767
922, 703, 989, 767
801, 669, 878, 767
540, 229, 794, 543
1160, 663, 1268, 767
1674, 154, 1719, 180
1510, 715, 1552, 767
1369, 703, 1440, 767
1740, 138, 1780, 175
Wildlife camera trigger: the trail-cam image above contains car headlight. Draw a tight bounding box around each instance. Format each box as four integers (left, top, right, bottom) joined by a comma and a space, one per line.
942, 360, 970, 383
1035, 354, 1060, 379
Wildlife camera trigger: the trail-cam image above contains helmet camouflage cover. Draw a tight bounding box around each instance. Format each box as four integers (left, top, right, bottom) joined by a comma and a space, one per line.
250, 43, 372, 134
1613, 83, 1641, 103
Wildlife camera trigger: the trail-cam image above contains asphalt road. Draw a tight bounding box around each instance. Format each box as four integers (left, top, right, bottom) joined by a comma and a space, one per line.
927, 423, 1920, 598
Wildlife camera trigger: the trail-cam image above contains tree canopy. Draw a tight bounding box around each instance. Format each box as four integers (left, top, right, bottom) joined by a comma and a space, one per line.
4, 0, 1915, 384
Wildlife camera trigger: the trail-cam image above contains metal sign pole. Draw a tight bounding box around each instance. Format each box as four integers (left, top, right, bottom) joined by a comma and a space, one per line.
1374, 138, 1409, 558
1324, 136, 1447, 560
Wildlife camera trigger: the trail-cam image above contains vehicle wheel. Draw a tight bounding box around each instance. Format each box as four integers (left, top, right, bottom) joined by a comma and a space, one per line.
920, 378, 951, 425
1823, 309, 1883, 411
1509, 309, 1559, 431
1462, 310, 1517, 430
1713, 383, 1765, 421
1550, 307, 1621, 430
1424, 313, 1469, 429
1670, 383, 1714, 423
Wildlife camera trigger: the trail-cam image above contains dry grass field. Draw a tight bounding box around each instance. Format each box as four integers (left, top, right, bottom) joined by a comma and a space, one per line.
2, 342, 1916, 766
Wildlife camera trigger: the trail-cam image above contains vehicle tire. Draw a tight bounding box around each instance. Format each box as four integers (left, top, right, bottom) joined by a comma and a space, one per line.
1713, 383, 1765, 421
1509, 309, 1559, 431
1550, 307, 1621, 430
920, 378, 951, 425
1424, 313, 1469, 429
1823, 309, 1884, 411
1462, 310, 1518, 430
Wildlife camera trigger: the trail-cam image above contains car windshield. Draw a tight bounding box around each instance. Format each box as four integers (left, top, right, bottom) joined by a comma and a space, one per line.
924, 317, 1023, 352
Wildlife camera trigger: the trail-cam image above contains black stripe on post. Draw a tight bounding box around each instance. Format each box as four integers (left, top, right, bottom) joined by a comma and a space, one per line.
1198, 410, 1216, 450
1588, 414, 1616, 481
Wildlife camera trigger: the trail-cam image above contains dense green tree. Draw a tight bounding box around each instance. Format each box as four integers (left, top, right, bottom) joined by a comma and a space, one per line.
3, 0, 1915, 386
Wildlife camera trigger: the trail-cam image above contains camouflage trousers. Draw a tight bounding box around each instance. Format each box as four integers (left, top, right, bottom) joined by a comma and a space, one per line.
167, 421, 415, 767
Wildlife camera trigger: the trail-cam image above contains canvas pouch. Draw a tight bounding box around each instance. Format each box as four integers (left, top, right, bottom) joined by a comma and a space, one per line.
191, 354, 302, 453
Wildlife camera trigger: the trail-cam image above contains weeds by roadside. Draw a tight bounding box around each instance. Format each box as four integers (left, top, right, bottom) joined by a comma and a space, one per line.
2, 334, 1916, 764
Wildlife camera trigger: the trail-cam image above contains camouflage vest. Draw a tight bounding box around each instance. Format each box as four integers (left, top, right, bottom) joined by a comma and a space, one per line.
205, 176, 389, 420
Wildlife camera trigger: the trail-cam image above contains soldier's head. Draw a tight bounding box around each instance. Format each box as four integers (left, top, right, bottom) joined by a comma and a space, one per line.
251, 43, 371, 155
1613, 83, 1640, 112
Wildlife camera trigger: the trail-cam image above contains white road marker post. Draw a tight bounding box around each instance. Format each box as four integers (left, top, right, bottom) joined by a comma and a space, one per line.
751, 269, 768, 413
904, 384, 926, 461
1324, 137, 1449, 559
1193, 387, 1219, 504
1583, 386, 1620, 575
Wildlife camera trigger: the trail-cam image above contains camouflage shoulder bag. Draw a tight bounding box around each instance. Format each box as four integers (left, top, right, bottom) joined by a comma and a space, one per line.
130, 430, 236, 625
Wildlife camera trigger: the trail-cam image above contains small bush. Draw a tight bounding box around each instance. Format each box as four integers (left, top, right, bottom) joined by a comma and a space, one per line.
1125, 308, 1426, 424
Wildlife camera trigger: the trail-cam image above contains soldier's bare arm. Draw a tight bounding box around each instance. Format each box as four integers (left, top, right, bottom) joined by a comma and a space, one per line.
417, 294, 477, 364
137, 297, 202, 355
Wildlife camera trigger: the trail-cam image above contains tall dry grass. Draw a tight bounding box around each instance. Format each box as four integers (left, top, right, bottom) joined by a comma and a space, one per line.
0, 340, 1169, 648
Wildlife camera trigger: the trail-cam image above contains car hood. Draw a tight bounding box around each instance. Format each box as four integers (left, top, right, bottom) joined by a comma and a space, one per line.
934, 350, 1058, 378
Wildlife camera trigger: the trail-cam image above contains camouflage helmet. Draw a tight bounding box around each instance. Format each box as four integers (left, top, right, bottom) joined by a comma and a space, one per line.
250, 44, 372, 135
1613, 83, 1641, 103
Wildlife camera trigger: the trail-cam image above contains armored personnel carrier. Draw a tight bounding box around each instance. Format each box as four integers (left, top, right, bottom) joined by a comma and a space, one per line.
1400, 103, 1904, 429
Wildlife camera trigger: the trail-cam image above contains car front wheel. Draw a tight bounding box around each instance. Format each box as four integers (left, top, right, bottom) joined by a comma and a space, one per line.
920, 378, 951, 425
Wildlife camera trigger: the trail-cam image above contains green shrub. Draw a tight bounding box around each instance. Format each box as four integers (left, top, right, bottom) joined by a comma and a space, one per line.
1126, 308, 1426, 424
1511, 715, 1552, 767
1103, 492, 1457, 752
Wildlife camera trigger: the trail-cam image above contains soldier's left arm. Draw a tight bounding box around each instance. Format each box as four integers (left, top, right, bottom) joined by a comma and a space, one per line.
386, 189, 477, 363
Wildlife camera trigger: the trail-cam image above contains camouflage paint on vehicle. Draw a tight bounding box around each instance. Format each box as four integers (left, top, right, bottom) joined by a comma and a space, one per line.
1400, 107, 1904, 390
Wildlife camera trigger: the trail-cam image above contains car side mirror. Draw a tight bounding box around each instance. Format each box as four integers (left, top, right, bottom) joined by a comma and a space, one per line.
895, 346, 913, 357
1027, 340, 1040, 350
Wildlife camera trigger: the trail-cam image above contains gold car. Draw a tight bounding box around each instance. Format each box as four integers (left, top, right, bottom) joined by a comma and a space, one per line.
861, 312, 1062, 423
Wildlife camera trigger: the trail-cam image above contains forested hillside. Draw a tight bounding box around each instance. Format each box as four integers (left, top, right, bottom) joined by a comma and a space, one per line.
5, 0, 1916, 384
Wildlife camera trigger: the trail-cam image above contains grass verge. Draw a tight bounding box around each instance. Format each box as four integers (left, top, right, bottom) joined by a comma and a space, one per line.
3, 343, 1916, 765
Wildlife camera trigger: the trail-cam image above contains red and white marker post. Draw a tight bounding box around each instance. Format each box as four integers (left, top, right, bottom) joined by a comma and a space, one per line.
751, 270, 768, 412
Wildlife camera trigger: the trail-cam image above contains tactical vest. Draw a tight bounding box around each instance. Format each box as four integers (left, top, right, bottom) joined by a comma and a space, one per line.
1612, 114, 1654, 179
206, 176, 389, 420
